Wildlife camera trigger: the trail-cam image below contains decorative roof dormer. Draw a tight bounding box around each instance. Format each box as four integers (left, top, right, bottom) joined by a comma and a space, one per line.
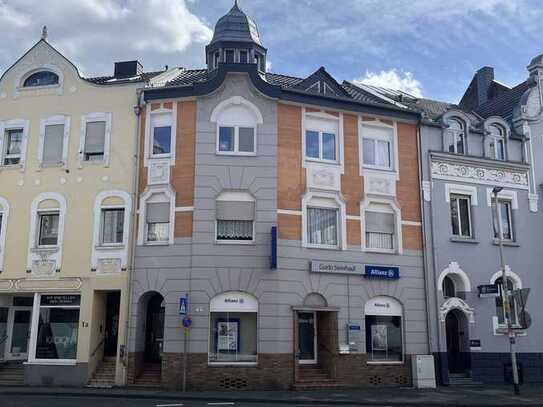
205, 0, 267, 73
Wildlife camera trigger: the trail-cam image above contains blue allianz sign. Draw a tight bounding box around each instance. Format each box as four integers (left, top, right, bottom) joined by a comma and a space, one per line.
364, 265, 400, 280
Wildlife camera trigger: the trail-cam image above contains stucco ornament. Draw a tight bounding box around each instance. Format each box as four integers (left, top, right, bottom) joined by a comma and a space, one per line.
440, 297, 475, 323
431, 160, 529, 189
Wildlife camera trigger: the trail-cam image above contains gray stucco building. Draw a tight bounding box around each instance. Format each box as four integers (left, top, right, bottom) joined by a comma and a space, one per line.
128, 3, 430, 391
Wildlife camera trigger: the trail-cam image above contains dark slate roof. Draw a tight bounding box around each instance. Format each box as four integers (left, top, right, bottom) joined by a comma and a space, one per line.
210, 2, 262, 46
342, 81, 407, 106
85, 71, 161, 85
163, 69, 209, 87
475, 80, 532, 119
265, 72, 304, 88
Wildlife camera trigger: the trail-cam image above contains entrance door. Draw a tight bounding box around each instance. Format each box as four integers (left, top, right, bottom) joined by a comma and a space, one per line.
0, 308, 8, 361
104, 292, 120, 357
298, 312, 317, 364
446, 311, 468, 373
7, 308, 32, 360
144, 294, 165, 363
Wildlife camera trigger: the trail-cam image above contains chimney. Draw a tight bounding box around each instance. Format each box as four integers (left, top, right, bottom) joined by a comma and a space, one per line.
459, 66, 494, 111
114, 60, 143, 78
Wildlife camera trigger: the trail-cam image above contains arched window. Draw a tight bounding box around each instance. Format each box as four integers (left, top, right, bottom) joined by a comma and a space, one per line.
364, 296, 403, 362
209, 292, 258, 364
23, 71, 59, 87
442, 276, 456, 298
211, 96, 263, 155
495, 277, 519, 326
447, 118, 466, 154
488, 124, 506, 161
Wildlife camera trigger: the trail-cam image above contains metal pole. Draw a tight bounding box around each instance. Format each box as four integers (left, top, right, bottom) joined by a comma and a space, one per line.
183, 327, 188, 392
493, 189, 520, 395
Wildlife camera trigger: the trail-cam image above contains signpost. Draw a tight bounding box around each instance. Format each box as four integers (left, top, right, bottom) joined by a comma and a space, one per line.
179, 296, 188, 316
179, 295, 189, 392
478, 284, 499, 298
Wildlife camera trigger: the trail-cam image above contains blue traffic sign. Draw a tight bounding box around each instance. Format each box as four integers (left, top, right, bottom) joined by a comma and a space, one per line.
179, 296, 188, 315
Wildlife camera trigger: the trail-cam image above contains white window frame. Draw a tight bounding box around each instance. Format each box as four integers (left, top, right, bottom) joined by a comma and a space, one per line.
27, 292, 80, 365
0, 197, 9, 272
485, 118, 510, 161
15, 65, 64, 96
0, 119, 29, 170
138, 186, 175, 246
144, 105, 177, 167
361, 198, 403, 254
449, 194, 473, 238
36, 210, 61, 249
38, 115, 70, 168
360, 120, 397, 172
26, 192, 67, 273
211, 96, 262, 156
445, 184, 478, 238
91, 191, 132, 272
446, 118, 467, 155
78, 112, 112, 168
302, 192, 346, 250
302, 110, 343, 166
215, 191, 256, 245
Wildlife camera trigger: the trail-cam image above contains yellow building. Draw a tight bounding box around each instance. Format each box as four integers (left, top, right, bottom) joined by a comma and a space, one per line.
0, 32, 147, 386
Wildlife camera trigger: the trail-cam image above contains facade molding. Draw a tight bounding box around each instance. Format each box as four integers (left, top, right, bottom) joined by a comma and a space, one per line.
437, 261, 472, 292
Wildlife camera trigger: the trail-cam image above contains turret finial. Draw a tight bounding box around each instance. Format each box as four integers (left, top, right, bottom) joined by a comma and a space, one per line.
234, 0, 240, 8
41, 25, 48, 41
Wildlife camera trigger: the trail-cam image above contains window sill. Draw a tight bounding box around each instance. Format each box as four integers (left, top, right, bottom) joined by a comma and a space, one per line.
95, 244, 125, 250
208, 362, 258, 367
450, 236, 479, 244
216, 151, 257, 157
492, 239, 520, 247
144, 241, 171, 247
304, 244, 341, 251
366, 360, 404, 365
215, 240, 255, 246
362, 165, 395, 173
304, 157, 340, 166
17, 84, 60, 92
364, 247, 396, 254
39, 163, 65, 169
0, 164, 23, 171
149, 154, 171, 161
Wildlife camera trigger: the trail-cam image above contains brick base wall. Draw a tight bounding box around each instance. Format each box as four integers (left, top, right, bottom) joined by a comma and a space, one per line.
127, 352, 144, 385
471, 353, 543, 384
334, 354, 412, 387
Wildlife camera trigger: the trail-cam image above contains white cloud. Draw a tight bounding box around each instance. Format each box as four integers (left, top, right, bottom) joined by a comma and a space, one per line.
0, 0, 213, 76
354, 69, 423, 98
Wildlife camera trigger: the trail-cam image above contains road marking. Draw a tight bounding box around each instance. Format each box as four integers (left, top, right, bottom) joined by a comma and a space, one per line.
156, 404, 184, 407
207, 403, 235, 406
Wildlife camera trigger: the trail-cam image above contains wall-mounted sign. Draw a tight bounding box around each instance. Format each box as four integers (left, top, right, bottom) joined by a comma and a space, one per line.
270, 226, 277, 270
347, 323, 361, 351
478, 284, 499, 298
364, 265, 400, 280
210, 292, 258, 313
470, 339, 481, 351
179, 296, 188, 316
311, 261, 363, 275
40, 294, 80, 307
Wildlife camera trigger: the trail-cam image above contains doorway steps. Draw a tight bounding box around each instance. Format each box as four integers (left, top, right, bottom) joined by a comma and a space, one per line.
130, 363, 162, 388
294, 365, 339, 390
0, 361, 25, 386
87, 357, 116, 388
448, 373, 483, 387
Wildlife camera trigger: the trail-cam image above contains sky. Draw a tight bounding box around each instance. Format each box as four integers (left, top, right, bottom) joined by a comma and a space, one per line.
1, 0, 542, 103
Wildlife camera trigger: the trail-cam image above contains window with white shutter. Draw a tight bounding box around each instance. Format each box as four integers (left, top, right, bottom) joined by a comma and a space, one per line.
43, 124, 64, 165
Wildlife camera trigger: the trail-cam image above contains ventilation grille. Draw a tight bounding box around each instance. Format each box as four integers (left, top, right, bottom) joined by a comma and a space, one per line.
219, 375, 249, 390
393, 375, 409, 385
368, 375, 383, 386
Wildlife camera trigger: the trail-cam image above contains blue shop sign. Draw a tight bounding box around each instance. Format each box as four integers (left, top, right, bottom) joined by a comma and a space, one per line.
364, 265, 400, 280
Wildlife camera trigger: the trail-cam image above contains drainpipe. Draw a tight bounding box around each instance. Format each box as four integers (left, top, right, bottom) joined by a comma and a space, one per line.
416, 120, 436, 357
123, 90, 144, 385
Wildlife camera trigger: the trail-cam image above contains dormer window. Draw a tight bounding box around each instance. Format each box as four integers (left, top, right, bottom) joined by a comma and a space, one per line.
254, 52, 265, 72
446, 118, 466, 155
225, 49, 235, 64
23, 71, 59, 88
488, 124, 506, 161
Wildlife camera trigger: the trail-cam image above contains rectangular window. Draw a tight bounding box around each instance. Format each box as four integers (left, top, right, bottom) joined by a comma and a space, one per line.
150, 113, 172, 157
305, 130, 337, 162
448, 132, 465, 154
3, 128, 23, 165
42, 124, 64, 165
365, 315, 403, 362
217, 220, 253, 241
146, 202, 170, 243
494, 200, 513, 241
34, 295, 80, 361
239, 50, 248, 64
218, 126, 255, 154
225, 49, 235, 64
209, 312, 257, 363
362, 126, 393, 169
450, 194, 472, 237
365, 211, 395, 250
84, 121, 106, 161
307, 207, 338, 247
101, 208, 125, 245
38, 212, 60, 247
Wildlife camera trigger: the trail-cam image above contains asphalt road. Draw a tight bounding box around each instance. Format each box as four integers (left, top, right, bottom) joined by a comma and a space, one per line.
0, 395, 381, 407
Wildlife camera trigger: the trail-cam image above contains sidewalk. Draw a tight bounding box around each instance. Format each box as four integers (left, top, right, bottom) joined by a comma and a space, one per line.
0, 384, 542, 405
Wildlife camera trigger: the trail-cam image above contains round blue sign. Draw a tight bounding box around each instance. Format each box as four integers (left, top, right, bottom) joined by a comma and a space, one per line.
182, 316, 192, 328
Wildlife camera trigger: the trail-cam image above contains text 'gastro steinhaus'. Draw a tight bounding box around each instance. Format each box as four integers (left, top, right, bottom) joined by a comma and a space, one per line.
0, 2, 541, 391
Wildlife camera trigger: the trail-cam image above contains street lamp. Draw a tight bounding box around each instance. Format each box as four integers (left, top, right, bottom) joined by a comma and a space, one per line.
492, 186, 520, 395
